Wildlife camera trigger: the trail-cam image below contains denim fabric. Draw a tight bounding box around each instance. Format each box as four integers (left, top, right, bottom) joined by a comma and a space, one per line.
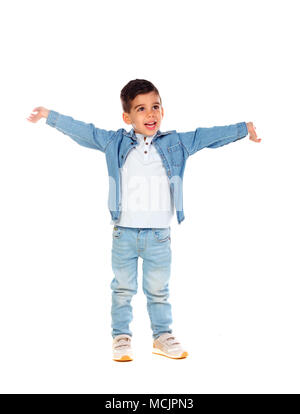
111, 226, 172, 339
46, 111, 248, 225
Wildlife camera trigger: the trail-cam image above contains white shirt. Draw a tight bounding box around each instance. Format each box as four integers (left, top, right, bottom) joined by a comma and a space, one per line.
111, 132, 174, 228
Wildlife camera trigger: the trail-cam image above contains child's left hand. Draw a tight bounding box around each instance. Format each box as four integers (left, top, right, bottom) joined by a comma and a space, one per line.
246, 122, 262, 142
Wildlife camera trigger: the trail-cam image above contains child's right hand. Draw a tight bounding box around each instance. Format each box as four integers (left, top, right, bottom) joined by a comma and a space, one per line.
27, 106, 50, 123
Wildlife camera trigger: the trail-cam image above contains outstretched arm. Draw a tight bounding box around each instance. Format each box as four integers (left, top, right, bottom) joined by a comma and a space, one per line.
27, 106, 116, 152
178, 121, 261, 156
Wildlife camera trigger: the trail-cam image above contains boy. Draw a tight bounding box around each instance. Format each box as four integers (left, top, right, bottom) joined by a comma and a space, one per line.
27, 79, 261, 362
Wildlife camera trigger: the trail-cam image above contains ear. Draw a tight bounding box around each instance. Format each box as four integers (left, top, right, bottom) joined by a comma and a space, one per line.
161, 107, 164, 118
122, 112, 132, 125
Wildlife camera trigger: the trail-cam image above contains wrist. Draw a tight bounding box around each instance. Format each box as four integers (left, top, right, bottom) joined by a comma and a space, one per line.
246, 122, 253, 134
43, 108, 50, 119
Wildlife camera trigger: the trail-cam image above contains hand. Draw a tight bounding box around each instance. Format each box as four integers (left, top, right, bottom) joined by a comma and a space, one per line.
246, 122, 261, 142
26, 106, 50, 123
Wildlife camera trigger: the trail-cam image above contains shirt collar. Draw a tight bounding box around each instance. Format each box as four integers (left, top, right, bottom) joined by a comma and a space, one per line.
135, 132, 157, 142
123, 127, 174, 140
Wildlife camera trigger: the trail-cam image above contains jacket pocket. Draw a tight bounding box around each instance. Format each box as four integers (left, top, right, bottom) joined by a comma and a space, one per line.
152, 227, 171, 243
167, 142, 183, 167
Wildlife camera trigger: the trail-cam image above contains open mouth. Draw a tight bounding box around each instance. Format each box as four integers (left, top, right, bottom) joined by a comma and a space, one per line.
144, 121, 157, 130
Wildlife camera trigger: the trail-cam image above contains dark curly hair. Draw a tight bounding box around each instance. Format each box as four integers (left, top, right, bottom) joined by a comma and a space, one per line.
120, 79, 162, 113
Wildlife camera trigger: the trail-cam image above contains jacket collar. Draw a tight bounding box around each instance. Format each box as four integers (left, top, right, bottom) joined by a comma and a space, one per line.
123, 128, 173, 141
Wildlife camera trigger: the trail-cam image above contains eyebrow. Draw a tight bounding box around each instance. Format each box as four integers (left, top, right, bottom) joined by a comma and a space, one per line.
134, 102, 161, 110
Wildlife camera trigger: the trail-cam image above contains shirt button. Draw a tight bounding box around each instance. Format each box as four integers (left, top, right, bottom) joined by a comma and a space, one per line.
146, 142, 149, 145
144, 151, 148, 154
131, 142, 134, 145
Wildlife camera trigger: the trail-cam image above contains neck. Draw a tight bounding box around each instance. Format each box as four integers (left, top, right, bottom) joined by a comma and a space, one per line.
135, 131, 156, 138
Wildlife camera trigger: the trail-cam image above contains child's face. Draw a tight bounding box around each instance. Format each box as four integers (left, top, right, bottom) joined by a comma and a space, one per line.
122, 91, 164, 136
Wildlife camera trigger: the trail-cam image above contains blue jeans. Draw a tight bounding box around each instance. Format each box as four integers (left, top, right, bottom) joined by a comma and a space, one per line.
110, 226, 173, 339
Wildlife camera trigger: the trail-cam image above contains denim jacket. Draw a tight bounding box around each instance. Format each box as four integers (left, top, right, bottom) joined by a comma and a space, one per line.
46, 111, 248, 225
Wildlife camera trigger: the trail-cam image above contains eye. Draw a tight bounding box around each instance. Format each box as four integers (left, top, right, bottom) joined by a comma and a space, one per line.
137, 107, 144, 111
153, 105, 160, 110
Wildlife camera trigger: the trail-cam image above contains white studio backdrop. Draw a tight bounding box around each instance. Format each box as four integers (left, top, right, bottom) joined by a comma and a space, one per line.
0, 0, 299, 393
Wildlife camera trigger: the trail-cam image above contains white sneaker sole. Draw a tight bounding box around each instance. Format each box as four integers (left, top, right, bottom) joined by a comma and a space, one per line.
152, 348, 188, 359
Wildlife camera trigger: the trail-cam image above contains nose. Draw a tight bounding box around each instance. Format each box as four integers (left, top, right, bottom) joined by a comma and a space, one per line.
146, 108, 155, 118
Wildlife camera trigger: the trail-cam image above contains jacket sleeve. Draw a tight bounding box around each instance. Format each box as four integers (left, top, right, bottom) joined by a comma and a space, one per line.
46, 110, 117, 152
178, 122, 248, 156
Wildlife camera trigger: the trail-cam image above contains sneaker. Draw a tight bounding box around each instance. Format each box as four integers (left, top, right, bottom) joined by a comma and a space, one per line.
153, 333, 188, 359
112, 334, 133, 362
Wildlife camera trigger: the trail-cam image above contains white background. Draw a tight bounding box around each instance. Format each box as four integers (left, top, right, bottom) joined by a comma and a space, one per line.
0, 0, 299, 393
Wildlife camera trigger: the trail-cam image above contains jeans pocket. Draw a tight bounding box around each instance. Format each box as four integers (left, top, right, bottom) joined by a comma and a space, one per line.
152, 227, 171, 242
113, 225, 123, 239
